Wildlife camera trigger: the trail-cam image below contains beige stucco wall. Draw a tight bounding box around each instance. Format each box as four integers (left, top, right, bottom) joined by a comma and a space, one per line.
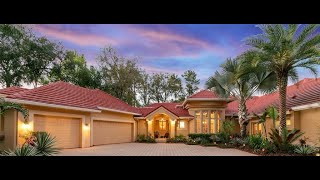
176, 119, 189, 137
189, 120, 195, 134
137, 119, 147, 135
248, 114, 296, 137
300, 108, 320, 145
2, 109, 17, 150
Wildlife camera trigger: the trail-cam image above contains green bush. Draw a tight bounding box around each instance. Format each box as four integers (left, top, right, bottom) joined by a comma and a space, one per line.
221, 120, 235, 135
200, 138, 209, 145
166, 134, 187, 143
294, 145, 318, 155
230, 137, 247, 147
188, 133, 214, 142
215, 132, 230, 144
145, 135, 156, 143
136, 134, 156, 143
269, 128, 304, 153
136, 134, 146, 142
185, 138, 198, 145
248, 134, 264, 150
1, 131, 60, 156
1, 144, 38, 156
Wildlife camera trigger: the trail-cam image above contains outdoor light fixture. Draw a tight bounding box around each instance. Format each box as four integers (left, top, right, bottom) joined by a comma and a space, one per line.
21, 121, 31, 131
316, 153, 320, 156
83, 123, 90, 130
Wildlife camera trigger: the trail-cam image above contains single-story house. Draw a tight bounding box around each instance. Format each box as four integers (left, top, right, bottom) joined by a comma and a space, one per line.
0, 78, 319, 150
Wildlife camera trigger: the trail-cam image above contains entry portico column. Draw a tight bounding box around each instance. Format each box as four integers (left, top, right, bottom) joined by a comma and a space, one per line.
208, 110, 211, 133
200, 111, 203, 133
147, 119, 153, 136
170, 119, 176, 138
194, 112, 197, 133
214, 111, 218, 133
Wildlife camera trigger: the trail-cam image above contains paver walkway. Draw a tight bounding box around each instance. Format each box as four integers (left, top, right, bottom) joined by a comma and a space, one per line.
59, 143, 256, 156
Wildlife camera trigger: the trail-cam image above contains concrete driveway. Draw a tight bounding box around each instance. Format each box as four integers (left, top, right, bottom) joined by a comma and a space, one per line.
58, 143, 255, 156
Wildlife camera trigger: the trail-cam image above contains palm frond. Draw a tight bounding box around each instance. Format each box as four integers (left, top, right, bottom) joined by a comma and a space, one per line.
2, 144, 38, 156
288, 68, 300, 84
295, 24, 319, 46
34, 132, 60, 156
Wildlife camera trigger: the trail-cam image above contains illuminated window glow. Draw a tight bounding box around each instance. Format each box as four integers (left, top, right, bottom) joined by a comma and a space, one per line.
179, 121, 185, 128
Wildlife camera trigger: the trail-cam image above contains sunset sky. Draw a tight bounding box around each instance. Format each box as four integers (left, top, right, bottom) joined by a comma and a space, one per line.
31, 24, 317, 88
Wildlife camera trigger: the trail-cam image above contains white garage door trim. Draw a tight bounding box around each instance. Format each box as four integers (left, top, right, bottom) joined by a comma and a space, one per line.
29, 110, 86, 148
92, 119, 133, 146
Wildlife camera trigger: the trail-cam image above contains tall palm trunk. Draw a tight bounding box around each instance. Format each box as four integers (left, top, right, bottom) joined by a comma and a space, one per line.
238, 97, 249, 137
277, 74, 288, 135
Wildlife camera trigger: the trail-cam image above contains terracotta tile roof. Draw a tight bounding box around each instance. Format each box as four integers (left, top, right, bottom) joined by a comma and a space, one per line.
139, 103, 193, 117
226, 78, 320, 115
7, 81, 140, 114
188, 89, 219, 99
0, 86, 29, 96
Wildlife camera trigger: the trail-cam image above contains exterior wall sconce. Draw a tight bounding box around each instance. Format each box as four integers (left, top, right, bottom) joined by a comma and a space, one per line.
83, 123, 90, 131
21, 121, 31, 131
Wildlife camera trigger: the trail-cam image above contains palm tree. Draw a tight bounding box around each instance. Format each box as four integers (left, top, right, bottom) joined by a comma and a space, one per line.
246, 24, 320, 135
206, 55, 276, 137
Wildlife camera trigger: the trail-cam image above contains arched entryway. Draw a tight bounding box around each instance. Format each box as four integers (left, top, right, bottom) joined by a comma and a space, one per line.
153, 114, 170, 138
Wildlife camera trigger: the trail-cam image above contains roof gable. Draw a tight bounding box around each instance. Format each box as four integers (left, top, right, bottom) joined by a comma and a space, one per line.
188, 89, 219, 99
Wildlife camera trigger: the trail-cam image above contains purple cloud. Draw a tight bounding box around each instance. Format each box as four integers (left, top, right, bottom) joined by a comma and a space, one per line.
32, 24, 119, 47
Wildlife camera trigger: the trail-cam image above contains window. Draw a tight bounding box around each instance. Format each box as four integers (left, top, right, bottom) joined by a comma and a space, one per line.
195, 111, 201, 133
159, 119, 166, 130
252, 122, 262, 135
202, 111, 208, 133
179, 121, 185, 128
275, 119, 291, 127
210, 111, 215, 133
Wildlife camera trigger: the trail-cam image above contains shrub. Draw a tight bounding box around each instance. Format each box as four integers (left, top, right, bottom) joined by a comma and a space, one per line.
294, 145, 318, 155
167, 134, 187, 143
1, 131, 60, 156
32, 132, 60, 156
248, 134, 264, 150
136, 134, 146, 143
200, 138, 209, 145
221, 120, 235, 135
185, 138, 198, 145
188, 133, 214, 142
145, 135, 156, 143
215, 132, 230, 144
230, 137, 246, 147
269, 128, 304, 153
1, 144, 38, 156
136, 134, 156, 143
194, 137, 202, 144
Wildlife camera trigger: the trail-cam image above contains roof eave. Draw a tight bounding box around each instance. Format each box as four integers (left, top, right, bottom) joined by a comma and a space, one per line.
5, 98, 101, 113
97, 106, 141, 116
291, 102, 320, 111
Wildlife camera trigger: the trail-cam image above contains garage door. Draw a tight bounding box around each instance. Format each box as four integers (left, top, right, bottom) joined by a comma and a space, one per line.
34, 115, 81, 149
93, 120, 132, 146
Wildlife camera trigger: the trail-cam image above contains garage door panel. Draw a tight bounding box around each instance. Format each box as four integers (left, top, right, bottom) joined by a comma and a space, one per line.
93, 120, 132, 146
34, 115, 81, 149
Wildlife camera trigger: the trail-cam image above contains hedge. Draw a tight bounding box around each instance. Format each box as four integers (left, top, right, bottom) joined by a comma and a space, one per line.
188, 133, 215, 141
